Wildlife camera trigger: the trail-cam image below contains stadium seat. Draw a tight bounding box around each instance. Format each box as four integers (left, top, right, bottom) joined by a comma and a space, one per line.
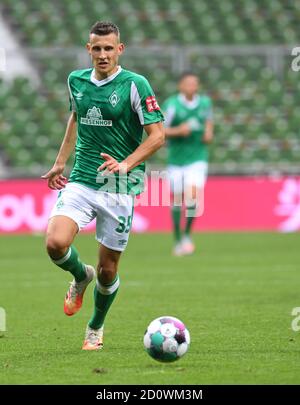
0, 0, 299, 174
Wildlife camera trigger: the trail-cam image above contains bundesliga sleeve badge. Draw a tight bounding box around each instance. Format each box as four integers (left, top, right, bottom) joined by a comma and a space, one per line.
146, 96, 160, 112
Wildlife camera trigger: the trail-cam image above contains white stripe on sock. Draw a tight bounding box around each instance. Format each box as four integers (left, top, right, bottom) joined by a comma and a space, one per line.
96, 276, 120, 295
52, 247, 72, 265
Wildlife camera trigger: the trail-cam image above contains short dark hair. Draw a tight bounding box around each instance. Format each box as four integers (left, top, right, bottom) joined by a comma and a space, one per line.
90, 21, 120, 37
179, 71, 198, 82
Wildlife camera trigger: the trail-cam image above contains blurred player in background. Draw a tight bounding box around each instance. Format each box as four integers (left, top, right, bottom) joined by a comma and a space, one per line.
42, 21, 164, 350
163, 72, 213, 256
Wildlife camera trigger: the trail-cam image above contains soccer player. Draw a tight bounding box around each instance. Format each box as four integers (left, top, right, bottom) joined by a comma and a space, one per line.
163, 72, 213, 256
42, 21, 164, 350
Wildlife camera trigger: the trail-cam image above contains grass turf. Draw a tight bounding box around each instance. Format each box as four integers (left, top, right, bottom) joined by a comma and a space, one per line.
0, 232, 299, 384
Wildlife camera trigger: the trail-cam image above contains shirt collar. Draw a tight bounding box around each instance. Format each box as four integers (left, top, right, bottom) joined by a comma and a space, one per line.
178, 93, 200, 109
90, 66, 122, 87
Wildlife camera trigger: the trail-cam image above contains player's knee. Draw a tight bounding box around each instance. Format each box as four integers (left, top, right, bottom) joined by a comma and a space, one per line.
46, 236, 69, 259
97, 262, 118, 284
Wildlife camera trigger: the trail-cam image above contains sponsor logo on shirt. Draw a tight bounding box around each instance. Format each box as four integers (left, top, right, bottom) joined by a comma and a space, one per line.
188, 118, 202, 130
80, 106, 112, 126
146, 96, 160, 112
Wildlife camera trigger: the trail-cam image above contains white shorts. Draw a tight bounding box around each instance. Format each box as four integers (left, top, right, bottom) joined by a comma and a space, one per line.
49, 182, 134, 252
168, 161, 208, 194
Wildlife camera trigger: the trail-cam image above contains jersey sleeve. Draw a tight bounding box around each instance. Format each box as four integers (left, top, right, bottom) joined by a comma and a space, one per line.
67, 74, 76, 112
130, 76, 164, 126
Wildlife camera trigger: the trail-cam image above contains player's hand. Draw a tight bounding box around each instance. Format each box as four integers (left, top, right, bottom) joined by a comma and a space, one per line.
178, 123, 191, 137
98, 153, 128, 175
41, 164, 67, 190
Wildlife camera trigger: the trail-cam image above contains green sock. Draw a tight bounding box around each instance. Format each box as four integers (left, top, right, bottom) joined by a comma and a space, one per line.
88, 275, 120, 330
171, 206, 182, 242
51, 245, 87, 282
184, 205, 197, 236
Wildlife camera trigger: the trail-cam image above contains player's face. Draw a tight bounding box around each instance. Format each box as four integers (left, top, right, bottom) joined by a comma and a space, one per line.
179, 76, 199, 99
86, 33, 124, 78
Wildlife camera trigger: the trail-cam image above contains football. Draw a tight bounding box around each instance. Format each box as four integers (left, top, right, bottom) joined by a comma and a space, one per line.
143, 316, 190, 362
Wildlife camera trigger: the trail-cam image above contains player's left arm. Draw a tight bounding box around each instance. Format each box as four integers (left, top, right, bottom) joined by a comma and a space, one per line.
99, 121, 165, 174
202, 97, 214, 144
202, 119, 214, 144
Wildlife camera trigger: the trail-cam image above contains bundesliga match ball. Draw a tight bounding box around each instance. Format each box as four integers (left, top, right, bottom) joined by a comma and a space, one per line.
143, 316, 190, 362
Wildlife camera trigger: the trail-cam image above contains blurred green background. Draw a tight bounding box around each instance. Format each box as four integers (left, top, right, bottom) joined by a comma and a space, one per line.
0, 0, 299, 177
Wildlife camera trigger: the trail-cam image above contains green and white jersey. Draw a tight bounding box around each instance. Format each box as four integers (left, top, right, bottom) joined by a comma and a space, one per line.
163, 93, 213, 166
68, 66, 164, 194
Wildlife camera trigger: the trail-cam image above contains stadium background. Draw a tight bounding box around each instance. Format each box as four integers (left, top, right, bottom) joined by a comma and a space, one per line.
0, 0, 300, 386
0, 0, 299, 233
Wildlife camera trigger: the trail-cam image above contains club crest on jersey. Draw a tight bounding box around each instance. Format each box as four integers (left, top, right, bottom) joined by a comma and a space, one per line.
109, 91, 120, 107
80, 106, 112, 126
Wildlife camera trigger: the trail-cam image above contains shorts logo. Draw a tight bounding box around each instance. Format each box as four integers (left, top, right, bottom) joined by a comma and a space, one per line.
80, 106, 112, 126
146, 96, 160, 112
56, 199, 64, 209
118, 239, 127, 246
0, 307, 6, 335
109, 91, 120, 107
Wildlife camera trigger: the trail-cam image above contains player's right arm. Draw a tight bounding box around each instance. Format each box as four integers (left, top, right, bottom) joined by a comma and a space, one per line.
41, 112, 77, 190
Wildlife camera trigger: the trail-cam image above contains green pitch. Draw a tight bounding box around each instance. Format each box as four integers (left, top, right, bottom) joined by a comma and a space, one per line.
0, 233, 299, 384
